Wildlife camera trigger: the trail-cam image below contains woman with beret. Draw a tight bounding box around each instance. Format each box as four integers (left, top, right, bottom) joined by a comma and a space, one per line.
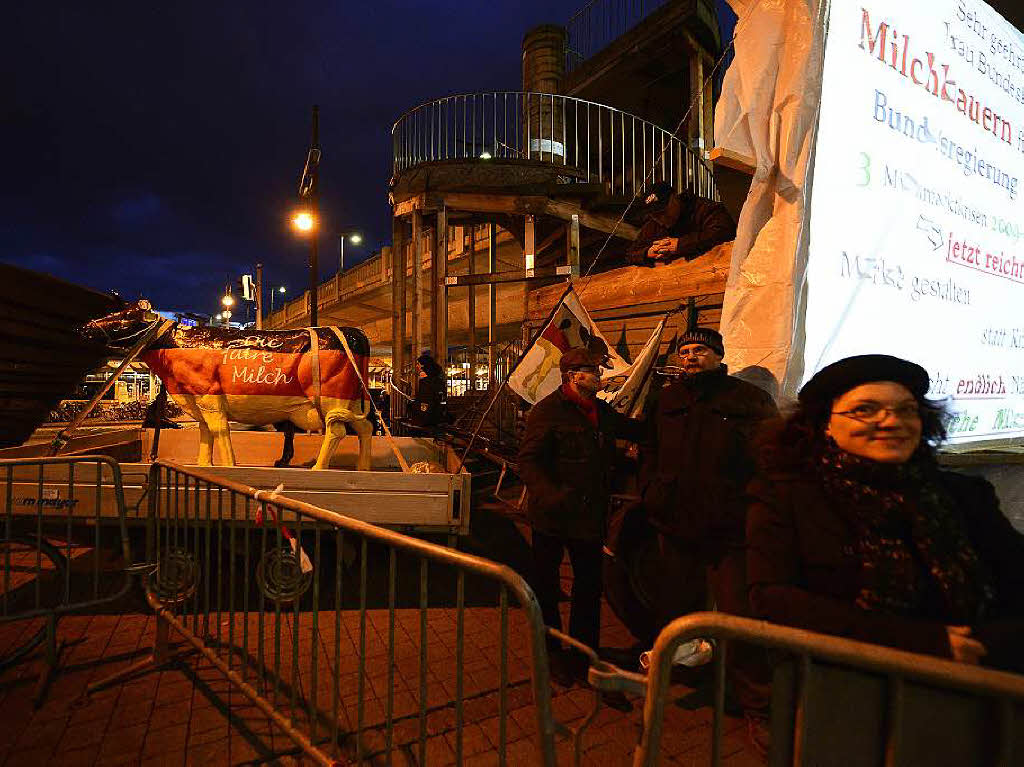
746, 354, 1024, 670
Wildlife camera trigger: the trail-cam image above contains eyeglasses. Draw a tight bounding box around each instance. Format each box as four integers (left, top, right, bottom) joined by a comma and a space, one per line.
832, 403, 922, 424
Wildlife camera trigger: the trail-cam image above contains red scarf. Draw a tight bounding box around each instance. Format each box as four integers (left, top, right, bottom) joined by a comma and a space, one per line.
561, 383, 598, 427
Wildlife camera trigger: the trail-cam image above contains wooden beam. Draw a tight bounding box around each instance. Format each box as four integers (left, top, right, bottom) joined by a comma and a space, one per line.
543, 200, 639, 239
431, 192, 637, 239
445, 266, 573, 287
527, 241, 732, 320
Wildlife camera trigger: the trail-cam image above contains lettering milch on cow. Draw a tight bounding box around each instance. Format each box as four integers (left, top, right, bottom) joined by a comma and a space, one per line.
83, 301, 374, 470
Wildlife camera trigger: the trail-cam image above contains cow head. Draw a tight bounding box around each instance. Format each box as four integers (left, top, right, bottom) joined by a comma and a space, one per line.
82, 300, 162, 349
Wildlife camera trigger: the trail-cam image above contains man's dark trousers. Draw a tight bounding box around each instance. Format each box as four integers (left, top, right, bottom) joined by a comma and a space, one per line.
531, 530, 603, 654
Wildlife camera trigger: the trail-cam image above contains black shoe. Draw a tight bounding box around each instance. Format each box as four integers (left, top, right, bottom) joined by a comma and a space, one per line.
601, 690, 633, 712
599, 645, 644, 669
548, 651, 576, 688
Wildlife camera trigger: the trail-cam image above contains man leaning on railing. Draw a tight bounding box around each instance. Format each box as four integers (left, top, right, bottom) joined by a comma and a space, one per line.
626, 181, 736, 265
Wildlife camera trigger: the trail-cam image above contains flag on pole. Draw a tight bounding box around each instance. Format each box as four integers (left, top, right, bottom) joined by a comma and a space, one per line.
507, 288, 666, 414
507, 288, 630, 405
602, 317, 666, 417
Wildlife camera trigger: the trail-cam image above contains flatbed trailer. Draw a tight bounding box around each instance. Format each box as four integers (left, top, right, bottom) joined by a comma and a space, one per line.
3, 429, 471, 536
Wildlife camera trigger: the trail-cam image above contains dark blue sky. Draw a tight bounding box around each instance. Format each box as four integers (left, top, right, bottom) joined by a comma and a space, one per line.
1, 1, 734, 315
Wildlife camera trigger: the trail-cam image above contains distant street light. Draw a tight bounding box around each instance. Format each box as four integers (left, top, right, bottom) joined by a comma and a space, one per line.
338, 228, 364, 273
221, 293, 235, 309
270, 285, 287, 314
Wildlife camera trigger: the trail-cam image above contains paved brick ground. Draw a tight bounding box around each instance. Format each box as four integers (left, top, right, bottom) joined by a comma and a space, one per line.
0, 600, 763, 766
0, 535, 763, 767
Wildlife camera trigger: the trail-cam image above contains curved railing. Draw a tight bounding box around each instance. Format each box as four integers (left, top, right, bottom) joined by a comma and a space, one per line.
392, 91, 718, 202
565, 0, 671, 71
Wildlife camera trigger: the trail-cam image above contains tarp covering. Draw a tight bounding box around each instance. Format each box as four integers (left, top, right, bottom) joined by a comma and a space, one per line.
714, 0, 829, 399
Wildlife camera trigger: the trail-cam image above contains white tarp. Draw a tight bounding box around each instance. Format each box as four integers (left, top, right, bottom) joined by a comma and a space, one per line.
714, 0, 829, 398
717, 0, 1024, 448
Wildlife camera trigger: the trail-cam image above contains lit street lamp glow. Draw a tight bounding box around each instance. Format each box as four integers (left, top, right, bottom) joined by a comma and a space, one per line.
348, 233, 363, 245
221, 294, 235, 308
293, 211, 316, 233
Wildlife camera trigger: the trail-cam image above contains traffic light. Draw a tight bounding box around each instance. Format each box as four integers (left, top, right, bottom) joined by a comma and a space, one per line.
239, 274, 255, 301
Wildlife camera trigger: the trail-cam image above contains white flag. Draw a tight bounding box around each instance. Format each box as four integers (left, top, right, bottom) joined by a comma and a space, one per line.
600, 318, 666, 415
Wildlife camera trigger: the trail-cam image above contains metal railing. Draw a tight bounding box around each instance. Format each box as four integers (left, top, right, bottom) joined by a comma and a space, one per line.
96, 459, 560, 765
565, 0, 672, 71
1, 456, 133, 704
392, 91, 718, 202
628, 612, 1024, 766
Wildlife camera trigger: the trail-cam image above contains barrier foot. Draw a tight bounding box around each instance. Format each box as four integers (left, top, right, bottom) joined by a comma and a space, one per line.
85, 613, 175, 696
32, 615, 62, 708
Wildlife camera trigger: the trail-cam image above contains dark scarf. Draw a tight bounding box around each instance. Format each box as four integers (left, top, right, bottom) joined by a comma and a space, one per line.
817, 446, 995, 625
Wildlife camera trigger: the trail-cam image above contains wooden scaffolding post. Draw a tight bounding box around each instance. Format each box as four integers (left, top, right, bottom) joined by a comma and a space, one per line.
487, 223, 497, 389
392, 216, 407, 400
468, 224, 476, 390
412, 209, 423, 358
568, 214, 580, 276
434, 207, 448, 367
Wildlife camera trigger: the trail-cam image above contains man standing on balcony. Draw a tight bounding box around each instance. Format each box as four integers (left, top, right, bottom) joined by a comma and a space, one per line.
626, 181, 735, 264
518, 347, 643, 708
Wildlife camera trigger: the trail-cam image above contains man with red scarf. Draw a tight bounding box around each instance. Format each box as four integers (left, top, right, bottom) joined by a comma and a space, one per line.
518, 346, 644, 704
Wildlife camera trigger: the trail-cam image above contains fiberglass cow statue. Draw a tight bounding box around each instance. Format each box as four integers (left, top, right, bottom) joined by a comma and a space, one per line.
84, 301, 373, 470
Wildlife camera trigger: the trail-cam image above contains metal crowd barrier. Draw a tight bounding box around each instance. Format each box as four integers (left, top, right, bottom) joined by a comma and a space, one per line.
95, 459, 559, 765
0, 455, 132, 704
629, 612, 1024, 766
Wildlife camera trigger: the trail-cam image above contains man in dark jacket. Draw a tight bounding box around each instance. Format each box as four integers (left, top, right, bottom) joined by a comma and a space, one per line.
626, 181, 735, 264
518, 347, 644, 693
410, 352, 446, 432
642, 327, 777, 713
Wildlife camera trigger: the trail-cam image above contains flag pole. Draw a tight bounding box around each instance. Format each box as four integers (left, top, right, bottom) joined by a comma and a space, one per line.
454, 280, 575, 474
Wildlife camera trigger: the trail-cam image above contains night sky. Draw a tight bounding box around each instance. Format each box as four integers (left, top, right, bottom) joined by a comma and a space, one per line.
2, 0, 604, 316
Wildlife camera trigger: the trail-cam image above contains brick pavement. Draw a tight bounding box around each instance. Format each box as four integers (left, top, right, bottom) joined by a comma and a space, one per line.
0, 597, 763, 766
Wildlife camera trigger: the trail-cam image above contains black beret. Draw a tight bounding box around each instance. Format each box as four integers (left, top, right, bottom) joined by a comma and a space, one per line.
798, 354, 930, 405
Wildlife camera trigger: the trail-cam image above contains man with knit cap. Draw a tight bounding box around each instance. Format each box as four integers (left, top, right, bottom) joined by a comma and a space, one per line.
642, 326, 777, 717
518, 345, 644, 702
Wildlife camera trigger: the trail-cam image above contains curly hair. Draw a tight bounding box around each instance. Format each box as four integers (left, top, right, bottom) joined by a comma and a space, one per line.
756, 393, 949, 473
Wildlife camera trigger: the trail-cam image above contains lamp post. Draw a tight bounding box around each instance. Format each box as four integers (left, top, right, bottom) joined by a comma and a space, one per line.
294, 105, 320, 327
338, 229, 363, 274
270, 285, 287, 314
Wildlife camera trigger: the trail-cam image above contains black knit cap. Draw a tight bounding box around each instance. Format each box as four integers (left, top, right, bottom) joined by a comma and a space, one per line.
798, 354, 930, 405
639, 181, 674, 213
678, 327, 724, 357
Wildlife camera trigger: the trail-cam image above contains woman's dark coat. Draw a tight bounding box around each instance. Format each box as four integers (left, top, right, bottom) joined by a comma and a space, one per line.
747, 469, 1024, 666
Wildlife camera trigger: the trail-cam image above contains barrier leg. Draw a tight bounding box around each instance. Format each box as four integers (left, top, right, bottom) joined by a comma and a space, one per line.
85, 611, 176, 696
32, 613, 61, 707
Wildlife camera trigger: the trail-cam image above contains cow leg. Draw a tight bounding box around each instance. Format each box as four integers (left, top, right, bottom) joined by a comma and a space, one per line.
274, 422, 296, 468
206, 411, 236, 466
350, 416, 373, 472
196, 418, 215, 466
312, 417, 345, 471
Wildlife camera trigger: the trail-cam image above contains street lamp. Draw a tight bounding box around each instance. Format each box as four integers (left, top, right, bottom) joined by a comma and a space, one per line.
270, 285, 287, 314
292, 211, 315, 233
221, 293, 235, 309
338, 228, 364, 273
